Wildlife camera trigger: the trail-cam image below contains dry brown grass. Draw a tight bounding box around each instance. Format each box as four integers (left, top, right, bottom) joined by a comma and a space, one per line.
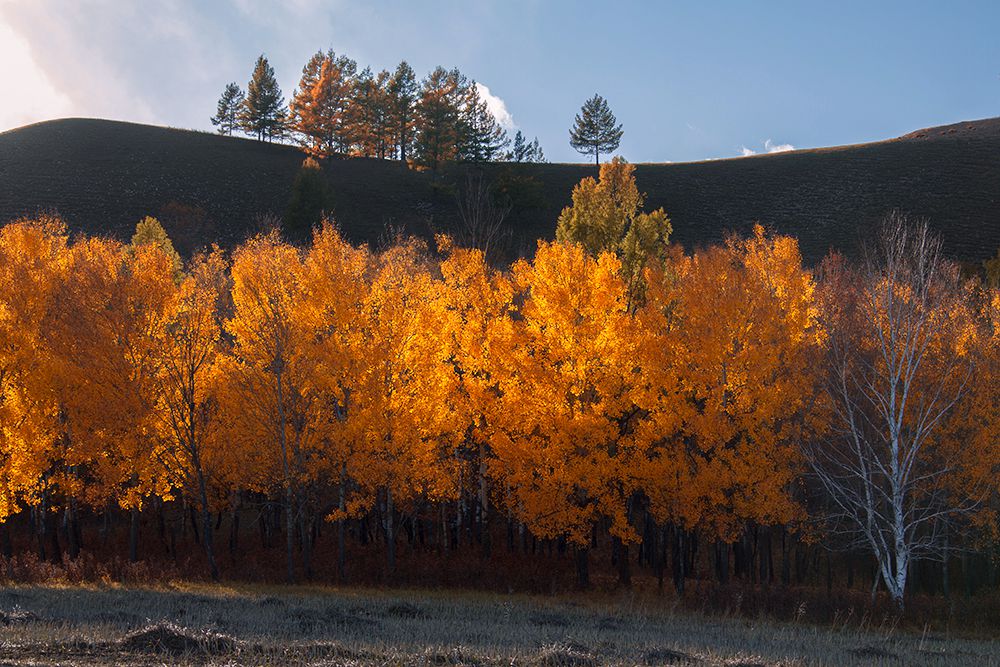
0, 583, 995, 665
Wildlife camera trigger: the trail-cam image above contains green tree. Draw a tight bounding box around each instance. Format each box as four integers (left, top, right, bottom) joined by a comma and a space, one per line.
388, 61, 418, 162
131, 216, 183, 281
569, 94, 623, 166
510, 130, 545, 163
210, 82, 245, 136
414, 67, 468, 170
349, 66, 393, 158
241, 54, 287, 142
284, 158, 335, 241
458, 83, 509, 162
556, 158, 670, 306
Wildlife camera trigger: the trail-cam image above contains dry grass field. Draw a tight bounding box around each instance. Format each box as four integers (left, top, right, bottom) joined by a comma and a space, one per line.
2, 117, 1000, 264
0, 583, 996, 666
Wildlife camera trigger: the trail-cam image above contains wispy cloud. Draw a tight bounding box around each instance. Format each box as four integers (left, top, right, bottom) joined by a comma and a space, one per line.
739, 138, 795, 156
764, 138, 794, 152
475, 82, 516, 131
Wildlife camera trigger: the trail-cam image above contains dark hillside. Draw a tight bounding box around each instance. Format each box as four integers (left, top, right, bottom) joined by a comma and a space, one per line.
0, 119, 443, 255
2, 117, 1000, 263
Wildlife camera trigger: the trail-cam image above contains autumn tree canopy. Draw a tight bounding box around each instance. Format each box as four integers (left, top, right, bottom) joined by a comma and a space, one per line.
0, 203, 994, 604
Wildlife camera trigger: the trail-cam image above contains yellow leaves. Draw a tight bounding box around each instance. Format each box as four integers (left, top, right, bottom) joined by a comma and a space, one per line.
637, 227, 819, 535
488, 241, 641, 545
2, 211, 993, 557
555, 157, 671, 308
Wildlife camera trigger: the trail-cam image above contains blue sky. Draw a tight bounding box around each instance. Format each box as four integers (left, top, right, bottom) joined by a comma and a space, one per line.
1, 0, 998, 163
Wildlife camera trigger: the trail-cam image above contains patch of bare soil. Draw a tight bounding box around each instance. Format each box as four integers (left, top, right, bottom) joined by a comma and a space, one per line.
119, 622, 238, 656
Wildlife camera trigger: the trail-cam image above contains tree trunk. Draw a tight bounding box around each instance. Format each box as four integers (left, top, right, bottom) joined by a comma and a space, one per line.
198, 469, 219, 581
612, 535, 631, 588
275, 368, 295, 585
672, 526, 685, 594
337, 477, 347, 582
229, 499, 240, 561
575, 545, 590, 589
33, 507, 45, 561
655, 527, 666, 593
129, 507, 139, 563
780, 526, 790, 586
0, 520, 12, 559
386, 487, 396, 574
300, 511, 314, 581
65, 501, 80, 560
478, 444, 491, 558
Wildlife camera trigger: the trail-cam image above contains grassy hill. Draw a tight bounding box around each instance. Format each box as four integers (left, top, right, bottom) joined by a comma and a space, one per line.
2, 117, 999, 263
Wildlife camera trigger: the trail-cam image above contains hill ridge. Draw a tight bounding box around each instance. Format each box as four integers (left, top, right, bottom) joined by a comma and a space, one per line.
2, 116, 999, 263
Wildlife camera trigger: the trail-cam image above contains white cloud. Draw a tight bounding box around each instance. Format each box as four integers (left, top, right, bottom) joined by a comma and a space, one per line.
739, 138, 795, 157
764, 138, 794, 153
0, 20, 72, 131
475, 82, 516, 131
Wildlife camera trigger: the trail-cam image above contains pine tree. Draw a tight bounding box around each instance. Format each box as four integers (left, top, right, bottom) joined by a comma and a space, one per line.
388, 61, 418, 162
511, 130, 545, 163
569, 94, 623, 166
348, 67, 392, 158
414, 67, 468, 170
289, 50, 356, 156
210, 83, 245, 136
284, 157, 335, 241
241, 54, 287, 142
458, 83, 509, 162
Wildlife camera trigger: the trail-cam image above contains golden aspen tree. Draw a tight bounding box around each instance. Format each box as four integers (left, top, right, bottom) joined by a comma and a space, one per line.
45, 236, 177, 561
221, 231, 331, 582
434, 237, 514, 555
638, 227, 821, 582
149, 248, 228, 579
298, 222, 370, 579
348, 238, 462, 573
932, 283, 1000, 550
0, 218, 68, 533
487, 241, 641, 587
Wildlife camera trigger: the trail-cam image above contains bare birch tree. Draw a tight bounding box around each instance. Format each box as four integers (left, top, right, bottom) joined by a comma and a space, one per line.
454, 169, 511, 265
807, 212, 980, 608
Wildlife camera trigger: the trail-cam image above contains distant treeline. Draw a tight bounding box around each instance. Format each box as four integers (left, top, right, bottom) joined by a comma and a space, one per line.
211, 52, 545, 168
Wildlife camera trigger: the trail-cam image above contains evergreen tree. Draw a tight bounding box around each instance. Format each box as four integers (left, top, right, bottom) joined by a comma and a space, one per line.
414, 67, 468, 170
284, 157, 335, 240
528, 137, 545, 163
289, 50, 356, 156
510, 130, 545, 163
388, 61, 418, 162
569, 94, 623, 165
241, 54, 287, 142
348, 67, 393, 158
458, 83, 510, 162
210, 82, 245, 136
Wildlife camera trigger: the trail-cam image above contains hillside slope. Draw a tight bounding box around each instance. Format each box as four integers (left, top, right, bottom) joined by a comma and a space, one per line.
1, 117, 999, 263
